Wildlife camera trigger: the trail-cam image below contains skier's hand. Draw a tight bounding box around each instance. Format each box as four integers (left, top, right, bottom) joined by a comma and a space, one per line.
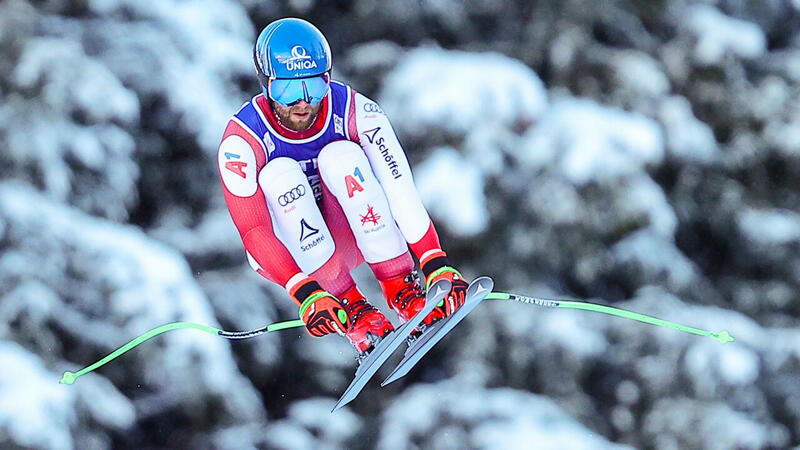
426, 267, 469, 317
298, 290, 350, 337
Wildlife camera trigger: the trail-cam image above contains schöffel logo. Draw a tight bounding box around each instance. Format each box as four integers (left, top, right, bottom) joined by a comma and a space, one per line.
360, 127, 402, 180
299, 218, 319, 242
299, 218, 324, 252
279, 185, 306, 206
277, 46, 318, 72
362, 127, 380, 144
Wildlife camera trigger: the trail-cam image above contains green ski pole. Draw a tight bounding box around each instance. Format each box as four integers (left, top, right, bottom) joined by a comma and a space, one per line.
486, 292, 734, 343
61, 290, 733, 386
60, 319, 305, 385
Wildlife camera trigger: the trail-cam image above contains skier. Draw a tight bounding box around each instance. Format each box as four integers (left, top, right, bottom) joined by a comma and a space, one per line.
217, 17, 469, 359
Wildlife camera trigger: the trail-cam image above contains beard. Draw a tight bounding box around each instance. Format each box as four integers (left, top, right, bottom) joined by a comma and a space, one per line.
272, 100, 322, 132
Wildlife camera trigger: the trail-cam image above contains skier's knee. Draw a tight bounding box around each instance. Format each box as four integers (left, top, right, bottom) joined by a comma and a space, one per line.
318, 141, 380, 201
260, 157, 304, 189
318, 140, 374, 181
259, 157, 312, 204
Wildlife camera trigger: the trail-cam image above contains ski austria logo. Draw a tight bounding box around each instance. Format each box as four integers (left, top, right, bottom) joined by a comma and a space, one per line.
360, 204, 386, 234
277, 46, 318, 72
218, 135, 257, 197
279, 185, 306, 206
360, 204, 380, 225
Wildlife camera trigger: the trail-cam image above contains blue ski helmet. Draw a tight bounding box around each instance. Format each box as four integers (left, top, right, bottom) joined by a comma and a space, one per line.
254, 18, 332, 106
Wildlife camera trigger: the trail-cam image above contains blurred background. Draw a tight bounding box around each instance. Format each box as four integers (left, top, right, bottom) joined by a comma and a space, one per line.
1, 0, 799, 449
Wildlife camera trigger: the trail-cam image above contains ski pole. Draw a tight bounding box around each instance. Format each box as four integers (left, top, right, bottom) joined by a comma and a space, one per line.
60, 290, 734, 385
59, 319, 305, 385
486, 292, 734, 343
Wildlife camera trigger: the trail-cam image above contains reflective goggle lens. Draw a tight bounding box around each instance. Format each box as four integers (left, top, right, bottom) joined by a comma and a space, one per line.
268, 74, 330, 106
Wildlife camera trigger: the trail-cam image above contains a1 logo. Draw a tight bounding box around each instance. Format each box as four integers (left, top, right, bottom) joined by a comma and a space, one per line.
345, 166, 365, 198
218, 135, 257, 197
224, 152, 247, 178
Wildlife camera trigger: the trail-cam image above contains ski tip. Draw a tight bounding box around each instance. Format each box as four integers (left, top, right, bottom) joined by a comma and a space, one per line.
473, 276, 494, 290
332, 384, 360, 413
331, 396, 350, 413
380, 373, 400, 387
429, 279, 451, 300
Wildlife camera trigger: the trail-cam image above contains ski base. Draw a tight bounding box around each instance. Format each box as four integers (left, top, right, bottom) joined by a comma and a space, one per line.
331, 279, 452, 412
381, 276, 494, 386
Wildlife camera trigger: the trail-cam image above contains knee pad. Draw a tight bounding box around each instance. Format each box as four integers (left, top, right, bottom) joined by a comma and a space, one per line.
318, 140, 385, 205
259, 157, 335, 273
317, 141, 407, 263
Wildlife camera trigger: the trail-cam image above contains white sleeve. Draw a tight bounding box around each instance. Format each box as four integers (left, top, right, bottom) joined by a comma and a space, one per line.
353, 92, 431, 244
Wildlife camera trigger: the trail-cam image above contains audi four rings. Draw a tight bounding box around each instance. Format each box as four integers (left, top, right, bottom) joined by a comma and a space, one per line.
279, 185, 306, 206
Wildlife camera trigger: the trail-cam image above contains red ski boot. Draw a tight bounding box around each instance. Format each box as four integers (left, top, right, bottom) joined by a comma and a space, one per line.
379, 271, 445, 326
338, 287, 395, 356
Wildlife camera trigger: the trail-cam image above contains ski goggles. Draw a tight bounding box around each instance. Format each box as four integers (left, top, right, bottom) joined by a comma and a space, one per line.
268, 73, 330, 107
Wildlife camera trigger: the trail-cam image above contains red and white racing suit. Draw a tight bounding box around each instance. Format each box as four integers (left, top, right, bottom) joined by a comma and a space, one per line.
217, 80, 450, 305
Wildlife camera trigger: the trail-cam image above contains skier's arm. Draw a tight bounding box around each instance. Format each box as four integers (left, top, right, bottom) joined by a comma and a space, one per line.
218, 120, 327, 309
351, 93, 462, 287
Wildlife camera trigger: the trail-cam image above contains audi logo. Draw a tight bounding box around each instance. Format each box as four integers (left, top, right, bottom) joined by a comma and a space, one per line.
278, 185, 306, 206
363, 103, 384, 114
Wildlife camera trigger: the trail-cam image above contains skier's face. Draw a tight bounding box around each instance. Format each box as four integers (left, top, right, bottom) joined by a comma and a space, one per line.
272, 100, 322, 132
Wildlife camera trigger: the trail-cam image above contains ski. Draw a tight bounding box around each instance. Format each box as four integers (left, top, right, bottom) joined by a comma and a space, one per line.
381, 276, 494, 386
331, 278, 452, 412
